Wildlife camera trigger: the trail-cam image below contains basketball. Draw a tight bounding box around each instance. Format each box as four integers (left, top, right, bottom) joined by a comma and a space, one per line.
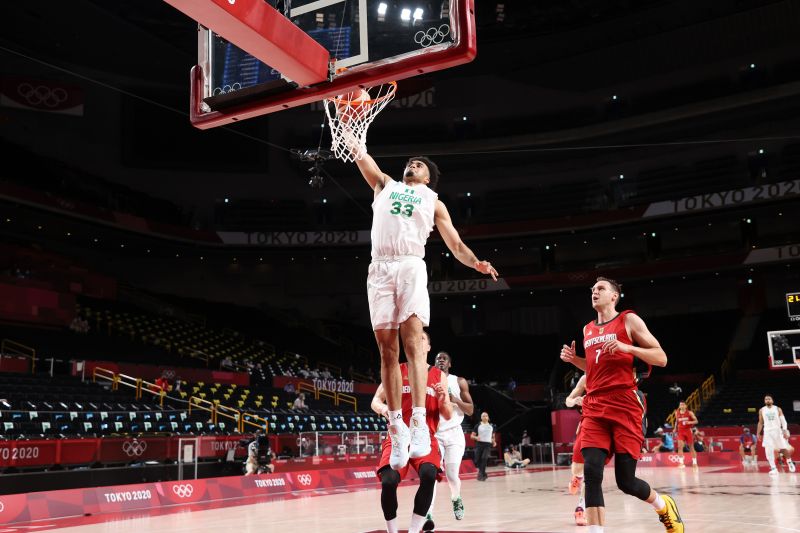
336, 89, 371, 120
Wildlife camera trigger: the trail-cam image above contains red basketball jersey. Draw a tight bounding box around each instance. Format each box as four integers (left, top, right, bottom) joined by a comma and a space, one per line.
582, 310, 637, 395
675, 409, 694, 429
399, 363, 443, 436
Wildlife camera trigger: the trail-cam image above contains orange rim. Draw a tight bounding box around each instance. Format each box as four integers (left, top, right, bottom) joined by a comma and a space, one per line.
329, 81, 397, 108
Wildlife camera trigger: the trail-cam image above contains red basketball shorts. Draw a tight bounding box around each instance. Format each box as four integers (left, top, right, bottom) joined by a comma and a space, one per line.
677, 430, 693, 444
580, 388, 646, 460
376, 434, 442, 480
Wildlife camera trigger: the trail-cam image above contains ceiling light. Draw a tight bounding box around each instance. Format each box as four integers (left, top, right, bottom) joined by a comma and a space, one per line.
413, 7, 423, 20
400, 8, 411, 20
378, 2, 388, 15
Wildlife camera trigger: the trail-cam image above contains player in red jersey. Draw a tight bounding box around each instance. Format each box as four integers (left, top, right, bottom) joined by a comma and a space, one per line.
561, 277, 683, 533
372, 359, 453, 533
674, 401, 698, 468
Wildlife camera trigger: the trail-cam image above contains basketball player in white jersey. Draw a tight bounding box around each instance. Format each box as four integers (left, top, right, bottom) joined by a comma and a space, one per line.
353, 152, 497, 471
757, 394, 796, 475
425, 351, 474, 523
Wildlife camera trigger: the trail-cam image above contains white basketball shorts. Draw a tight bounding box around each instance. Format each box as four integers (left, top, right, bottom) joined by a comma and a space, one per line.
762, 429, 789, 450
367, 256, 429, 330
436, 425, 466, 465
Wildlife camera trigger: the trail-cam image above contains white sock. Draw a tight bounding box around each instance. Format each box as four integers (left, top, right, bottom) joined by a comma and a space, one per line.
578, 497, 585, 509
588, 525, 604, 533
408, 513, 426, 533
692, 457, 697, 465
650, 491, 666, 511
765, 446, 776, 469
411, 406, 426, 422
678, 456, 684, 464
385, 518, 398, 533
388, 410, 404, 427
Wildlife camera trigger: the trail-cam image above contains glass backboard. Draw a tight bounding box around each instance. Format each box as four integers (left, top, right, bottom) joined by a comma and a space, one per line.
767, 329, 800, 369
186, 0, 475, 128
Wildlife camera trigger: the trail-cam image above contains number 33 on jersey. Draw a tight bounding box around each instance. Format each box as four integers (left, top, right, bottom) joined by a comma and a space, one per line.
371, 180, 437, 259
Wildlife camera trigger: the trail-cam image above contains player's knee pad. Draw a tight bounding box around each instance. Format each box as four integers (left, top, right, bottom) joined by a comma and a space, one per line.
380, 468, 401, 520
581, 447, 607, 508
614, 453, 651, 501
380, 468, 401, 490
413, 464, 438, 516
418, 462, 438, 486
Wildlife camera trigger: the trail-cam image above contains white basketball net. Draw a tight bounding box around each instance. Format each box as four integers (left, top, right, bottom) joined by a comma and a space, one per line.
324, 82, 397, 162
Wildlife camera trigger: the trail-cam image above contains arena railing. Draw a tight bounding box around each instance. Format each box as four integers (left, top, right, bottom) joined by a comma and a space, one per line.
665, 374, 716, 427
297, 430, 384, 457
1, 338, 37, 373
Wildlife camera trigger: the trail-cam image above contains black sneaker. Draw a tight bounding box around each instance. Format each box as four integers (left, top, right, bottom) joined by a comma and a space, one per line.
422, 513, 435, 532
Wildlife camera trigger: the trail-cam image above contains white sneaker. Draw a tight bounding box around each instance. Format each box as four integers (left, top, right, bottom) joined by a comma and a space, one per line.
408, 416, 431, 459
388, 422, 411, 470
768, 468, 779, 476
789, 461, 796, 473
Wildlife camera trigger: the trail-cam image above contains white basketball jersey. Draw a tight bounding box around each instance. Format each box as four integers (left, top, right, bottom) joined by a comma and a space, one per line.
437, 373, 465, 432
761, 405, 781, 432
371, 180, 437, 260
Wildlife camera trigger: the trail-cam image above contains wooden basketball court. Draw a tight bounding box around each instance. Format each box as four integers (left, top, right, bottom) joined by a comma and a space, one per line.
13, 464, 799, 533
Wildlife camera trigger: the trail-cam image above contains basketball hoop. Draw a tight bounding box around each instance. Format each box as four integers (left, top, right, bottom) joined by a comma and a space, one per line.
324, 81, 397, 162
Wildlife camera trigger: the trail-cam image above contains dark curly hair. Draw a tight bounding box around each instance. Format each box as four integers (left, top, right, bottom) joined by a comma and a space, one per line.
406, 156, 440, 191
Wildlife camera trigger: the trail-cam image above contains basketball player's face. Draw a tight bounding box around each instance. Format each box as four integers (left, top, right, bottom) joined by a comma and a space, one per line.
764, 396, 773, 406
435, 353, 451, 373
481, 412, 489, 423
679, 402, 687, 412
590, 281, 617, 309
421, 334, 431, 355
404, 160, 430, 185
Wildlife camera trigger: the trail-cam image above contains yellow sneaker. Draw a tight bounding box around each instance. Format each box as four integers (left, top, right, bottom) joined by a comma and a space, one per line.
656, 494, 684, 532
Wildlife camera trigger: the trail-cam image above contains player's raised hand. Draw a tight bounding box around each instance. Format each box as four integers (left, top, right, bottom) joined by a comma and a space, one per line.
560, 341, 576, 363
475, 260, 498, 281
574, 396, 584, 407
433, 382, 448, 403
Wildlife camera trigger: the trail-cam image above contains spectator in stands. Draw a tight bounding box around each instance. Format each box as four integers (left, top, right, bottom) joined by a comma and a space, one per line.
520, 430, 531, 447
220, 355, 233, 370
154, 375, 169, 392
692, 428, 705, 452
739, 427, 758, 465
173, 378, 182, 392
299, 367, 311, 379
292, 393, 308, 410
650, 426, 675, 453
321, 367, 333, 379
504, 444, 530, 468
284, 382, 296, 394
310, 366, 320, 379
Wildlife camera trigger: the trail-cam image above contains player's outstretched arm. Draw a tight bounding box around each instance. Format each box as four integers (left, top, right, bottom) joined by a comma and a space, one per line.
353, 149, 392, 193
434, 200, 498, 280
371, 384, 389, 419
565, 375, 587, 408
689, 411, 699, 426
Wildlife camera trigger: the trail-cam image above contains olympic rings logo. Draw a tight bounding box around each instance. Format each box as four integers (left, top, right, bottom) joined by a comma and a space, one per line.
0, 501, 4, 513
172, 484, 194, 498
16, 83, 69, 107
296, 474, 313, 486
122, 439, 148, 457
212, 83, 242, 96
667, 455, 682, 463
162, 370, 176, 379
414, 25, 450, 48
